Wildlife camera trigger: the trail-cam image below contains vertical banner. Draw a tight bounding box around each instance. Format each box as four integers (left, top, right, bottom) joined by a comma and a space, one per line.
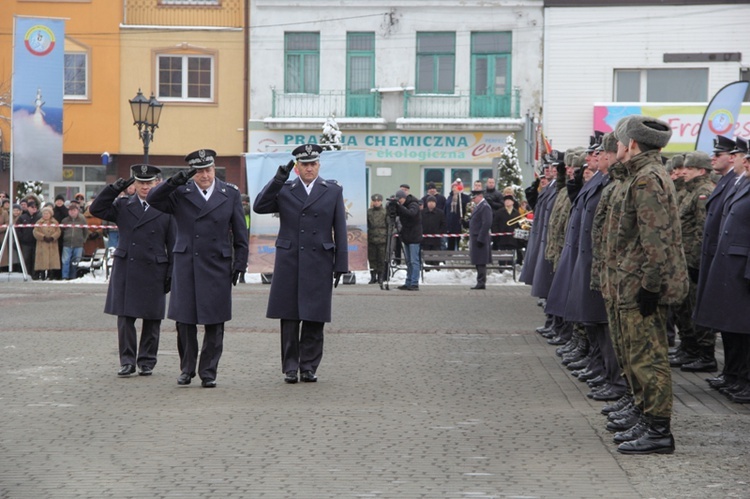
695, 81, 750, 155
246, 150, 368, 274
12, 16, 65, 182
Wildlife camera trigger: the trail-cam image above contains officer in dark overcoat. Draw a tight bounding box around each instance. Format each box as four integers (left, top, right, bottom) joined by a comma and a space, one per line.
147, 149, 248, 388
89, 164, 175, 377
519, 164, 554, 285
468, 188, 492, 289
253, 144, 349, 384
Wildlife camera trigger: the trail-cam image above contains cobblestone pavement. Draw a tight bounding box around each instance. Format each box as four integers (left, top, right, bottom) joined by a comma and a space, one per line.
1, 280, 748, 498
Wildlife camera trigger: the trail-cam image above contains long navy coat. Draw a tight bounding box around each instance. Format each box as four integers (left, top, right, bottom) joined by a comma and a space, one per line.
694, 170, 736, 313
520, 180, 555, 285
565, 172, 609, 323
694, 178, 750, 334
147, 179, 248, 325
253, 176, 348, 323
545, 174, 601, 316
469, 199, 492, 265
530, 182, 560, 297
89, 186, 175, 320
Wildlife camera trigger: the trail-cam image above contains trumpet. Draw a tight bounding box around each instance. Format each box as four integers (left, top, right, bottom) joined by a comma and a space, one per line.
506, 212, 532, 226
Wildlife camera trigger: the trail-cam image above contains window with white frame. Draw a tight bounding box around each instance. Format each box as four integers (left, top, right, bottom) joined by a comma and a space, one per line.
157, 54, 214, 101
64, 52, 87, 99
614, 68, 708, 102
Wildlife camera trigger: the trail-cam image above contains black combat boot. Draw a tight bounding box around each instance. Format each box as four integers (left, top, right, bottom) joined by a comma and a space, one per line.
368, 271, 378, 284
612, 412, 649, 442
680, 346, 718, 372
601, 394, 633, 415
617, 415, 675, 454
669, 344, 699, 367
607, 405, 641, 431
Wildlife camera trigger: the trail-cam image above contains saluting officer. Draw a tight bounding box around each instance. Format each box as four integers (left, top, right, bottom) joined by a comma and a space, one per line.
147, 149, 248, 388
89, 164, 175, 377
253, 144, 349, 384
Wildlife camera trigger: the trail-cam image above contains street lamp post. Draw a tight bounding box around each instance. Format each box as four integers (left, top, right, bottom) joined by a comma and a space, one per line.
129, 89, 163, 163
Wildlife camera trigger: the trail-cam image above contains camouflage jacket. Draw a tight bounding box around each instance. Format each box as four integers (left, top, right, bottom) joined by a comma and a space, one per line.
614, 150, 688, 307
673, 177, 687, 207
592, 162, 628, 301
678, 174, 715, 270
544, 169, 571, 269
367, 205, 388, 245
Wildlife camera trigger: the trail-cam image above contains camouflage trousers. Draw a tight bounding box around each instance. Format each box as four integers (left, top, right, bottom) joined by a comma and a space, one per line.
616, 305, 673, 418
607, 302, 637, 404
672, 279, 716, 354
368, 241, 387, 275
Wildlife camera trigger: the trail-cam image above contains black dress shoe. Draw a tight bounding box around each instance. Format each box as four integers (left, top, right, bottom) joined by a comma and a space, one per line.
138, 366, 153, 376
300, 370, 317, 382
535, 326, 552, 335
601, 395, 632, 415
118, 364, 136, 376
547, 335, 567, 345
177, 373, 193, 385
201, 379, 217, 388
541, 330, 557, 339
680, 357, 718, 372
397, 285, 410, 290
592, 387, 626, 401
729, 387, 750, 404
470, 285, 486, 290
284, 371, 298, 384
408, 285, 419, 291
587, 375, 607, 388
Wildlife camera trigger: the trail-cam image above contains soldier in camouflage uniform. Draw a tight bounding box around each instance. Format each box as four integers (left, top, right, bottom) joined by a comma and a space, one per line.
668, 152, 716, 371
667, 154, 687, 206
610, 115, 688, 455
367, 194, 388, 284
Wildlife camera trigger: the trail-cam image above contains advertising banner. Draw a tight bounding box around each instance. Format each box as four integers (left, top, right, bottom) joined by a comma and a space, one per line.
245, 150, 368, 274
12, 16, 65, 181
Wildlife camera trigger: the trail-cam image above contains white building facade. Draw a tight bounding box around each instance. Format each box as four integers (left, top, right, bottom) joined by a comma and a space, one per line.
543, 1, 750, 153
248, 0, 544, 199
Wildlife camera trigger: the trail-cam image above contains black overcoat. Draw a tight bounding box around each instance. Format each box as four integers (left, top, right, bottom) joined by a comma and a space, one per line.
147, 179, 249, 325
565, 172, 609, 323
694, 179, 750, 334
253, 176, 348, 323
530, 182, 560, 297
520, 181, 555, 285
89, 186, 175, 320
694, 170, 736, 313
469, 199, 493, 265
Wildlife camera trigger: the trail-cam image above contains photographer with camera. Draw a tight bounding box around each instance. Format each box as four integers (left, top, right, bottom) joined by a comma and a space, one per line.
390, 189, 422, 291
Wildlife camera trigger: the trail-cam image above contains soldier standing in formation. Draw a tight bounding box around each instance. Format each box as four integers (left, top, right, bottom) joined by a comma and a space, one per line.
253, 144, 348, 384
147, 149, 248, 388
89, 164, 175, 377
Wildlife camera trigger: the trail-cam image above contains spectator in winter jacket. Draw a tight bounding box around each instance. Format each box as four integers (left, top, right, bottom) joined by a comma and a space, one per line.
32, 206, 61, 280
392, 190, 422, 290
60, 202, 89, 280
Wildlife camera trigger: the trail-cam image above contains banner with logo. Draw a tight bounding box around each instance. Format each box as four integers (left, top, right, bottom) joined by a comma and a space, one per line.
12, 16, 65, 182
594, 90, 750, 153
245, 150, 368, 274
694, 81, 750, 154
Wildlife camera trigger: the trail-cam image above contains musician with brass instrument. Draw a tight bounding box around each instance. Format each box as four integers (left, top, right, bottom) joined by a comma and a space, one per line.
493, 195, 526, 265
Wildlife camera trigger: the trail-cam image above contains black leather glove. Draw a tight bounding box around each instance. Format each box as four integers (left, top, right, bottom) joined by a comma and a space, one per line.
88, 232, 100, 240
275, 159, 296, 182
334, 271, 344, 288
167, 168, 198, 186
112, 177, 135, 193
687, 267, 699, 284
636, 287, 660, 317
531, 177, 540, 190
164, 276, 171, 294
555, 163, 566, 177
43, 236, 53, 243
232, 269, 242, 286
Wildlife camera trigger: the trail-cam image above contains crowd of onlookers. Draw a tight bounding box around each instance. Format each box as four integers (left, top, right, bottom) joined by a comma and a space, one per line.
0, 188, 127, 280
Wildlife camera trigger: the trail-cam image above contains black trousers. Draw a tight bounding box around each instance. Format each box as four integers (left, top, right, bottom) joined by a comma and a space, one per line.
475, 264, 487, 287
176, 322, 224, 381
280, 319, 324, 374
117, 316, 161, 369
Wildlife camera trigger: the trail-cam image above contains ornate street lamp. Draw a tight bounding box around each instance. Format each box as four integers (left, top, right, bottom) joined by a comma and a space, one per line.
129, 89, 163, 162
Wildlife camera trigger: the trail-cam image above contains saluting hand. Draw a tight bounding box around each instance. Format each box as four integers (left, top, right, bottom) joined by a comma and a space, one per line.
275, 159, 296, 182
112, 177, 135, 193
167, 168, 198, 186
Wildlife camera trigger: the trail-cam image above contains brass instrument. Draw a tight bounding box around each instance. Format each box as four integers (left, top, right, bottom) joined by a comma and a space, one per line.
507, 211, 533, 239
506, 212, 531, 227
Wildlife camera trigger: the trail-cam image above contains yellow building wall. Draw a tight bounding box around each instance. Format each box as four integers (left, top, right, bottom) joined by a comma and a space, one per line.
120, 30, 246, 159
0, 0, 121, 155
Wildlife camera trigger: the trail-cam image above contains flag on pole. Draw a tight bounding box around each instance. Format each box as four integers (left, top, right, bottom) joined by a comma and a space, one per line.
11, 16, 65, 182
695, 81, 750, 155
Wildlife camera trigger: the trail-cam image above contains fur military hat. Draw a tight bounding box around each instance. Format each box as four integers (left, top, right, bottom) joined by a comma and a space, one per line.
614, 116, 633, 146
572, 153, 586, 169
601, 132, 618, 153
625, 116, 672, 149
671, 154, 684, 169
683, 151, 711, 170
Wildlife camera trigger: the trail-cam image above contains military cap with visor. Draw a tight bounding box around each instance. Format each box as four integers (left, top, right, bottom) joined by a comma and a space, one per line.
291, 144, 323, 163
730, 137, 748, 155
184, 149, 217, 168
713, 135, 736, 154
130, 164, 161, 181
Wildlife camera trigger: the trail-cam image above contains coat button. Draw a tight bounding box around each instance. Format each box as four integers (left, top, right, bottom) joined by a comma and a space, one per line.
196, 235, 199, 238
301, 229, 305, 233
195, 252, 199, 256
300, 246, 305, 250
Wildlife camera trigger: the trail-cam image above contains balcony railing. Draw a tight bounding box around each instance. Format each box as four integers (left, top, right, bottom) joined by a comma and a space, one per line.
270, 90, 382, 119
403, 87, 521, 119
123, 0, 243, 28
